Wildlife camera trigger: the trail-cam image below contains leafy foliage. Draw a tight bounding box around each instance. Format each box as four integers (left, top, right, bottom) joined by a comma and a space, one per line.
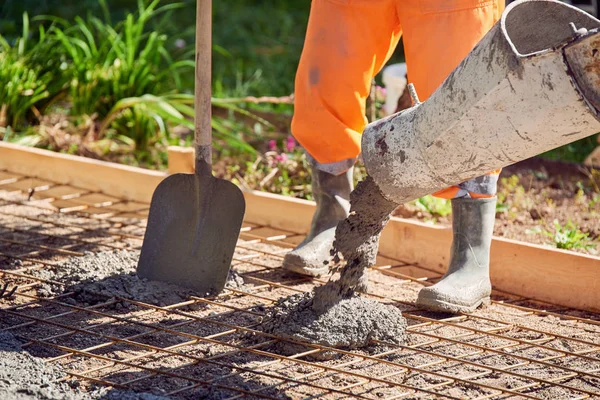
541, 134, 599, 164
527, 219, 597, 253
413, 196, 452, 218
0, 13, 62, 130
1, 0, 270, 159
45, 0, 192, 118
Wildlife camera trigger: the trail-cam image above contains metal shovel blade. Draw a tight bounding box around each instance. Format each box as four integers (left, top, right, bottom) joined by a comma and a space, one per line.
137, 172, 245, 295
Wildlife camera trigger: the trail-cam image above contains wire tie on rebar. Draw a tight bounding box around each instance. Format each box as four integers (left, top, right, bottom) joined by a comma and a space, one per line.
0, 282, 18, 298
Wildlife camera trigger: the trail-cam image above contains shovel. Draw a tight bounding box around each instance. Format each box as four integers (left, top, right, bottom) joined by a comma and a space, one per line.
137, 0, 245, 295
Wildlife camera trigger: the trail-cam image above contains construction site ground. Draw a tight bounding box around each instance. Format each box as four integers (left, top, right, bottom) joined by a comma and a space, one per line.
1, 167, 600, 400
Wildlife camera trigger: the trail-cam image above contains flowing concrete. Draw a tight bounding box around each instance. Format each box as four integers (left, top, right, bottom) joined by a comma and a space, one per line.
312, 176, 400, 313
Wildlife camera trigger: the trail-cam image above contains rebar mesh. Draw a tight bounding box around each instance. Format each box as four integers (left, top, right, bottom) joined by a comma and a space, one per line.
1, 168, 599, 400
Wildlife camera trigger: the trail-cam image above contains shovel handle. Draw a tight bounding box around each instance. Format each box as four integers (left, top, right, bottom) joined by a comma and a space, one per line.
195, 0, 212, 175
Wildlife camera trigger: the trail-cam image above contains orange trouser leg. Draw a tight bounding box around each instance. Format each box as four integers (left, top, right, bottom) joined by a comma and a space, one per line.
292, 0, 505, 198
291, 0, 401, 165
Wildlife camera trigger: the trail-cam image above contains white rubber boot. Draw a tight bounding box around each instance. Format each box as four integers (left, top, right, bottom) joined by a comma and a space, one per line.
416, 197, 496, 313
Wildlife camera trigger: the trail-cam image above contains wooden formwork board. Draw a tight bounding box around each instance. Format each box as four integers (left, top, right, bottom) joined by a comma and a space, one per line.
1, 141, 598, 313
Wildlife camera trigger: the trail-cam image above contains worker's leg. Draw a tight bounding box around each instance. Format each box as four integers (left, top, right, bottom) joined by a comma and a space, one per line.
291, 0, 402, 165
396, 0, 505, 313
283, 0, 402, 276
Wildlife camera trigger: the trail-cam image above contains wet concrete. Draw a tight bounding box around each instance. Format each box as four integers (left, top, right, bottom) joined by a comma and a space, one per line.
32, 250, 244, 309
0, 331, 168, 400
312, 176, 400, 313
260, 292, 407, 358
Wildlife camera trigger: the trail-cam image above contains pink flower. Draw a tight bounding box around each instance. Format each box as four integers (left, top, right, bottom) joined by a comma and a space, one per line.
268, 139, 277, 151
375, 85, 387, 102
275, 153, 288, 163
285, 136, 296, 152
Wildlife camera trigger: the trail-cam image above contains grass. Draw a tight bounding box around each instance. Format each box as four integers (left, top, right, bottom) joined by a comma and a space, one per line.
46, 0, 193, 118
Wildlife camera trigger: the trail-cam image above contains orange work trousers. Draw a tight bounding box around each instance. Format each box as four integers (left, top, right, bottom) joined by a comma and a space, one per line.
291, 0, 505, 199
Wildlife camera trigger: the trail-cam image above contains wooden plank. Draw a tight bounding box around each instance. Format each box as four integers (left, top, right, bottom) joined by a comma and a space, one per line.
0, 142, 165, 203
242, 189, 451, 268
1, 142, 599, 312
488, 238, 600, 312
378, 218, 452, 272
167, 146, 195, 174
242, 190, 313, 234
379, 217, 600, 312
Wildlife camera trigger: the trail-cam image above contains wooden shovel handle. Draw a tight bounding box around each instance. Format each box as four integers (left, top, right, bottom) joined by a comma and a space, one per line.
195, 0, 212, 175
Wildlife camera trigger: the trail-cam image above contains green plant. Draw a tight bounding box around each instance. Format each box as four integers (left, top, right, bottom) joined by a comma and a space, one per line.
541, 134, 599, 164
496, 174, 534, 217
20, 0, 269, 154
46, 0, 192, 117
590, 192, 600, 208
574, 186, 587, 206
25, 0, 198, 151
500, 174, 521, 192
219, 137, 313, 198
0, 13, 63, 130
495, 201, 509, 213
527, 219, 597, 253
412, 195, 452, 218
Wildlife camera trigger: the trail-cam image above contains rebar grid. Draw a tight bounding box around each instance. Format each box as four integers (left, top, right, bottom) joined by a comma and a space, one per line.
1, 169, 600, 400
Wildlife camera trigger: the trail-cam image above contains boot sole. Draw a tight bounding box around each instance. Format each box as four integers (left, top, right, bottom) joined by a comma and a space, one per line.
416, 295, 491, 314
281, 257, 331, 277
282, 263, 330, 277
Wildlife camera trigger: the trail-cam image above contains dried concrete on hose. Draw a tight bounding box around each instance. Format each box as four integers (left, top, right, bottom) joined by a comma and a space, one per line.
30, 250, 244, 308
0, 331, 168, 400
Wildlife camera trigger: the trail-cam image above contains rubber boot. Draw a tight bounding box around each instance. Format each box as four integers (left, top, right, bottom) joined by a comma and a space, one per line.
282, 164, 353, 277
416, 197, 496, 313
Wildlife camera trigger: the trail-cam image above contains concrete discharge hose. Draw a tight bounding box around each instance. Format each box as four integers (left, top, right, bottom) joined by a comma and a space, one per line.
362, 0, 600, 204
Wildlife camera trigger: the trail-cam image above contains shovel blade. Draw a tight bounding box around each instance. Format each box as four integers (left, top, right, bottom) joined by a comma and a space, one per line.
137, 173, 245, 295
